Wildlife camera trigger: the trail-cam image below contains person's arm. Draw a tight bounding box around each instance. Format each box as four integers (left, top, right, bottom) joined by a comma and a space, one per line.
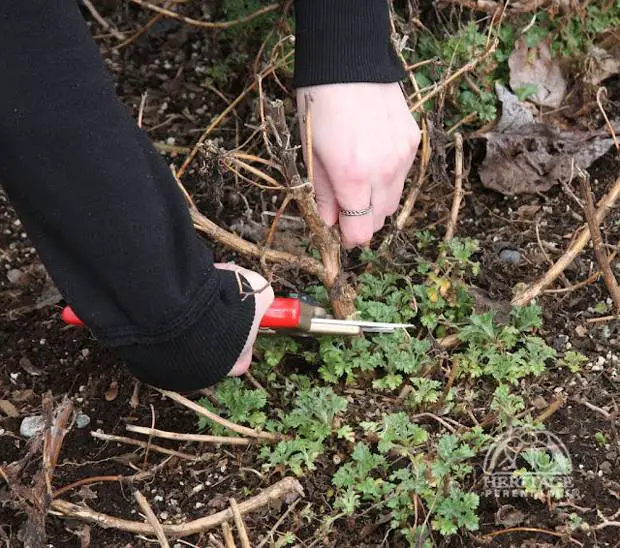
0, 1, 266, 392
293, 0, 421, 248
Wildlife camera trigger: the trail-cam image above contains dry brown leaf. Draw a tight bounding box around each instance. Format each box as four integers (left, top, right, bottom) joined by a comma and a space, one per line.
585, 45, 620, 86
479, 84, 617, 195
0, 400, 20, 418
104, 381, 119, 402
509, 36, 567, 108
19, 356, 43, 376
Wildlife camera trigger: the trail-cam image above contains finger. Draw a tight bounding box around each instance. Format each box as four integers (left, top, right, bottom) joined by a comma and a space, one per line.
227, 351, 252, 377
334, 178, 373, 249
313, 157, 339, 226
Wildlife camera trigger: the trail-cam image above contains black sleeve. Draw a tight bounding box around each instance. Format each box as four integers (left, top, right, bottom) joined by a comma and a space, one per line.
0, 1, 255, 392
293, 0, 406, 88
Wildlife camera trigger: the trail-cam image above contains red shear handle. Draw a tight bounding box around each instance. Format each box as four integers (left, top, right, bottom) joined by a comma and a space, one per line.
259, 297, 301, 329
61, 306, 84, 326
61, 296, 302, 330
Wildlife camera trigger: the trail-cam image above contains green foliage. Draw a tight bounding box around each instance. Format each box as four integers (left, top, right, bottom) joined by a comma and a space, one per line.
457, 303, 556, 384
432, 488, 480, 535
491, 385, 526, 428
559, 350, 589, 373
260, 386, 347, 476
406, 377, 443, 408
514, 448, 572, 500
198, 378, 267, 435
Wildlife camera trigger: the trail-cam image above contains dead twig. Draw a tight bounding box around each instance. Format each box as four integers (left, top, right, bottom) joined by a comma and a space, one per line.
482, 526, 583, 546
534, 396, 566, 424
444, 132, 465, 243
129, 0, 278, 30
222, 522, 237, 548
513, 175, 620, 306
256, 499, 301, 548
579, 170, 620, 310
126, 425, 253, 446
597, 87, 619, 153
82, 0, 125, 40
157, 389, 282, 441
177, 182, 324, 278
51, 477, 304, 538
134, 490, 170, 548
586, 314, 619, 324
90, 431, 196, 460
263, 96, 356, 318
229, 499, 250, 548
409, 38, 499, 114
53, 456, 174, 500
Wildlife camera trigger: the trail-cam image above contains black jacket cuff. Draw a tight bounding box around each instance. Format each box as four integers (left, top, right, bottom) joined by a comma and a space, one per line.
293, 0, 406, 87
107, 270, 255, 392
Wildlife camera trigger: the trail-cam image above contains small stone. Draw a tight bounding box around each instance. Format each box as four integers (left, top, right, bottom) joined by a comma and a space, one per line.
159, 511, 169, 520
20, 415, 45, 438
600, 461, 612, 475
7, 269, 27, 286
532, 396, 548, 410
75, 413, 90, 429
605, 451, 617, 461
499, 248, 521, 264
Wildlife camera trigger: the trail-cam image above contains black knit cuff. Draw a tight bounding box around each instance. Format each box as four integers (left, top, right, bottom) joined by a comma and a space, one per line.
293, 0, 406, 88
106, 270, 256, 392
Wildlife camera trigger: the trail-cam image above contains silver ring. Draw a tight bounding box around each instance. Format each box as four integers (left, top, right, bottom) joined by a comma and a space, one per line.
339, 206, 373, 217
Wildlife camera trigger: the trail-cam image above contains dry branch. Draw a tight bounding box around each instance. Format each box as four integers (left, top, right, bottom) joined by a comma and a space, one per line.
53, 457, 174, 499
230, 499, 251, 548
90, 431, 196, 460
134, 490, 170, 548
51, 477, 305, 539
157, 390, 282, 441
512, 175, 620, 306
82, 0, 125, 40
409, 38, 498, 114
222, 522, 237, 548
579, 171, 620, 310
444, 133, 465, 243
262, 96, 357, 318
126, 425, 252, 446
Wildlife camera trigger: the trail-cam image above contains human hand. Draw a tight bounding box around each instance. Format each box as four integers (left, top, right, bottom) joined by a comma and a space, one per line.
214, 263, 274, 376
297, 82, 420, 248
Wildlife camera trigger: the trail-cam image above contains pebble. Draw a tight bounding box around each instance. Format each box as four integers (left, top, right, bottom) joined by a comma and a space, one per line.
600, 461, 612, 475
20, 415, 45, 438
7, 268, 27, 285
75, 413, 90, 429
499, 248, 521, 263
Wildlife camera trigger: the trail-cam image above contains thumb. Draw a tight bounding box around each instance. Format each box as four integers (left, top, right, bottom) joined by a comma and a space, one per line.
214, 263, 274, 376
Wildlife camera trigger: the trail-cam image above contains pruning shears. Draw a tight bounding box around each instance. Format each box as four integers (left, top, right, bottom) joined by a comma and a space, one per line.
61, 297, 414, 336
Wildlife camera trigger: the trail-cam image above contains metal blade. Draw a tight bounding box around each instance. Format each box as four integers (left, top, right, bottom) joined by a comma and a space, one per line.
310, 318, 414, 334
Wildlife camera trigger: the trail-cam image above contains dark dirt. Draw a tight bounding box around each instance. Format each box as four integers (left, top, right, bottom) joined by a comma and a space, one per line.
1, 2, 620, 547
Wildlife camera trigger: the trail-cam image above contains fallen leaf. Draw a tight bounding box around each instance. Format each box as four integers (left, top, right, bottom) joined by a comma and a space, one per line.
19, 357, 43, 376
105, 381, 119, 402
12, 389, 35, 402
479, 84, 618, 195
34, 283, 62, 309
495, 504, 526, 528
509, 36, 567, 108
516, 204, 541, 217
575, 325, 588, 337
0, 400, 19, 418
585, 45, 620, 85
